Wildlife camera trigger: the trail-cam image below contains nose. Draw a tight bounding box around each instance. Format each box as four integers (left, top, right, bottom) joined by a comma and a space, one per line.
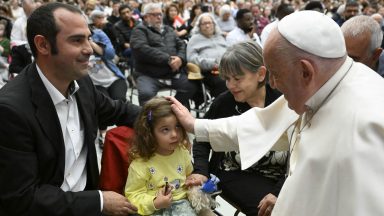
83, 39, 93, 55
171, 128, 178, 138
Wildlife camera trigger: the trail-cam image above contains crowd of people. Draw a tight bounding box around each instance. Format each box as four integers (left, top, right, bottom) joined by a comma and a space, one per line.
1, 0, 384, 215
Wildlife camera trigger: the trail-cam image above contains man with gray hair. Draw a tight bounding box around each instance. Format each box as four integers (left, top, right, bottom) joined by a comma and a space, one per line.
169, 10, 384, 216
341, 15, 383, 72
130, 3, 197, 107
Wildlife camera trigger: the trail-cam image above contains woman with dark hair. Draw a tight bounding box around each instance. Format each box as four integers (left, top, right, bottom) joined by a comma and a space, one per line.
163, 3, 188, 40
186, 3, 202, 35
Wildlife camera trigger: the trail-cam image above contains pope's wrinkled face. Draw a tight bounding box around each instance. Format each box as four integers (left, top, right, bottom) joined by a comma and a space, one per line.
264, 31, 309, 114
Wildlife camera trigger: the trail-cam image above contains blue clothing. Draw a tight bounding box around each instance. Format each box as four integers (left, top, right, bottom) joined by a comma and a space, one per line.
91, 29, 125, 79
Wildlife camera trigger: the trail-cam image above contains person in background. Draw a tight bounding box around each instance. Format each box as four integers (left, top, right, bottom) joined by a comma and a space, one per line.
304, 1, 324, 12
10, 0, 24, 20
130, 3, 197, 108
226, 8, 262, 47
125, 97, 196, 216
332, 0, 359, 26
187, 41, 285, 216
11, 0, 40, 46
0, 3, 140, 215
186, 3, 203, 35
163, 3, 189, 41
260, 3, 294, 46
0, 20, 10, 82
114, 4, 140, 66
168, 10, 384, 216
107, 0, 121, 25
216, 4, 236, 37
250, 4, 270, 36
341, 15, 383, 72
187, 13, 227, 98
89, 9, 119, 52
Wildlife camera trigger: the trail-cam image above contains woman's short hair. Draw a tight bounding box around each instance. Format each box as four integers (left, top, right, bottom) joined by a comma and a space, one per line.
219, 41, 267, 87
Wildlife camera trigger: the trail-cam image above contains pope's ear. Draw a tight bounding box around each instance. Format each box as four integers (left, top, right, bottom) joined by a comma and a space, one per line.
299, 59, 315, 86
33, 35, 51, 56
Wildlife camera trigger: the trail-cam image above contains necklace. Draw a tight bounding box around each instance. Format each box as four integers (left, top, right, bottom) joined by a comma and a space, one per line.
286, 61, 354, 177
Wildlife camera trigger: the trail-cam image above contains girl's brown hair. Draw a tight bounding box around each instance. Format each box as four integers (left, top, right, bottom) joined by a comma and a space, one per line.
129, 96, 190, 161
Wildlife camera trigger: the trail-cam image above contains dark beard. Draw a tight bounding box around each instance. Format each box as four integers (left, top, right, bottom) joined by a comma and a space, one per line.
243, 26, 253, 33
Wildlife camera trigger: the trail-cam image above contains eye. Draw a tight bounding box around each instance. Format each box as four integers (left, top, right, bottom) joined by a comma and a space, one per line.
161, 127, 170, 133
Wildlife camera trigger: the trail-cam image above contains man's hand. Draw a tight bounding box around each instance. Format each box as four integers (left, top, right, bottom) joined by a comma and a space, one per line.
166, 96, 195, 133
153, 187, 173, 209
258, 193, 277, 216
185, 173, 208, 187
168, 56, 182, 72
102, 191, 138, 216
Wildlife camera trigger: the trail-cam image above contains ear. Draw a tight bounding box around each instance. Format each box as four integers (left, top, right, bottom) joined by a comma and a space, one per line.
371, 47, 382, 64
33, 35, 51, 56
299, 59, 315, 86
257, 66, 267, 82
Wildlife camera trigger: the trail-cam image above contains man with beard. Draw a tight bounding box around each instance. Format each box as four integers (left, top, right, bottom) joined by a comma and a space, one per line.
332, 0, 360, 26
226, 8, 262, 47
130, 3, 197, 107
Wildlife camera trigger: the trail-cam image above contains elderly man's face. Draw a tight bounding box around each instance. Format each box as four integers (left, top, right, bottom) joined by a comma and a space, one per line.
263, 30, 310, 114
345, 33, 378, 69
145, 8, 163, 30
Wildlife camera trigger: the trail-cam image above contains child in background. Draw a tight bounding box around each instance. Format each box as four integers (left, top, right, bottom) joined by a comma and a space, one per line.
125, 97, 196, 216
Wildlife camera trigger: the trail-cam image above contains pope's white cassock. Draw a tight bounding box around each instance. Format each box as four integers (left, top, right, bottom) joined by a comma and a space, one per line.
194, 57, 384, 215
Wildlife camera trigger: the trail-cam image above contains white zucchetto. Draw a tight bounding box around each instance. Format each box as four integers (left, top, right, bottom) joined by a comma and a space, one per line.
277, 11, 346, 58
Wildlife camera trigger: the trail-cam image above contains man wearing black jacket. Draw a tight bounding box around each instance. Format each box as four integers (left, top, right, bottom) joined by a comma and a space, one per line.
130, 3, 196, 107
0, 3, 139, 215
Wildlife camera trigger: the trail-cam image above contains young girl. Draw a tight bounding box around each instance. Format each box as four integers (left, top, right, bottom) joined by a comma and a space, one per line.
124, 97, 196, 216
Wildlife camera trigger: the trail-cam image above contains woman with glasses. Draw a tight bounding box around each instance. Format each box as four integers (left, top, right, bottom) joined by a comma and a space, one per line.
187, 13, 228, 101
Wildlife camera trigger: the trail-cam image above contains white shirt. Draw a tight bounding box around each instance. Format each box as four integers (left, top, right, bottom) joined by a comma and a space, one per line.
10, 15, 28, 46
36, 65, 104, 210
226, 26, 262, 47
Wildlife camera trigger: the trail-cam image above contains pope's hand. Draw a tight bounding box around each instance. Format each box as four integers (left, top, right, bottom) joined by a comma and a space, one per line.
166, 96, 195, 133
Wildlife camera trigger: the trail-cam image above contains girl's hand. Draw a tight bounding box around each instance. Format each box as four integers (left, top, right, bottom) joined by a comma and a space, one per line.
153, 186, 173, 209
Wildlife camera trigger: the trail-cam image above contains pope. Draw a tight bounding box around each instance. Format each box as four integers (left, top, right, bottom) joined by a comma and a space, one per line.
168, 10, 384, 216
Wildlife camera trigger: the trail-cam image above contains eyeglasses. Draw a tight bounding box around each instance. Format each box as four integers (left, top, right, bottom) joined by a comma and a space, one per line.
147, 13, 163, 17
200, 22, 213, 26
